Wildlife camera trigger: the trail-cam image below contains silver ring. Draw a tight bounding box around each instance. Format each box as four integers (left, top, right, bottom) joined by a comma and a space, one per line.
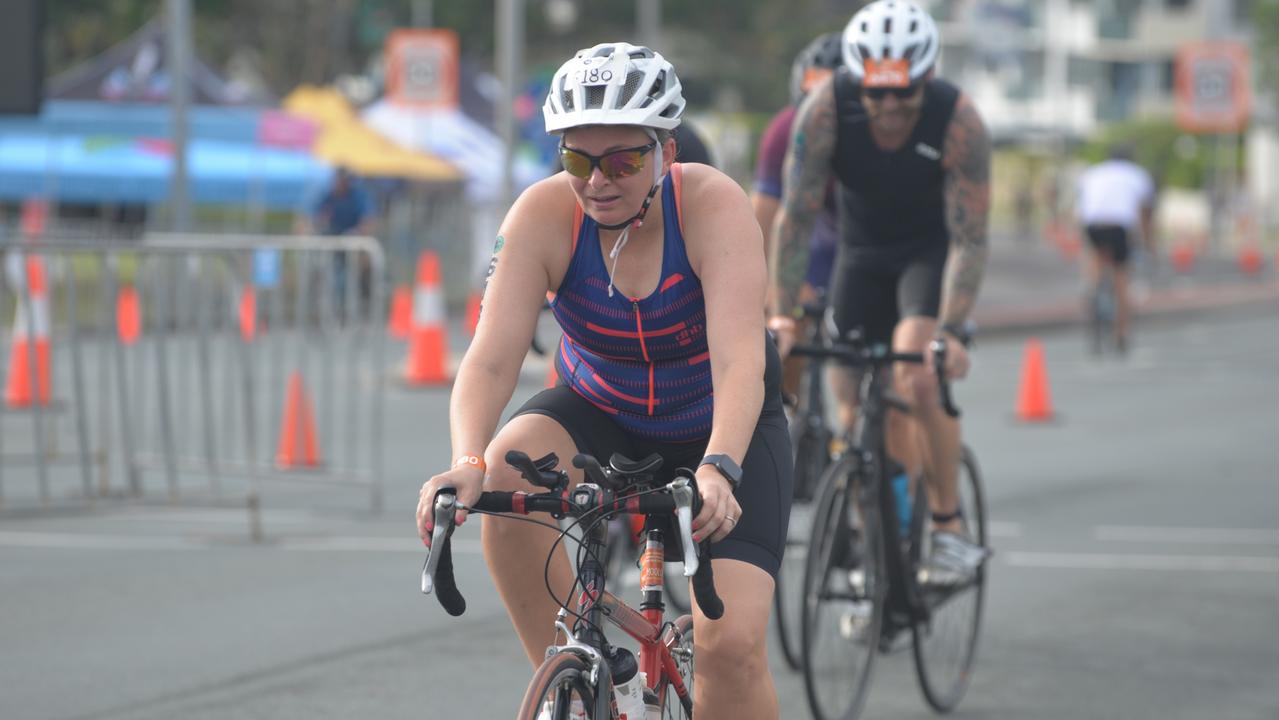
725, 515, 737, 525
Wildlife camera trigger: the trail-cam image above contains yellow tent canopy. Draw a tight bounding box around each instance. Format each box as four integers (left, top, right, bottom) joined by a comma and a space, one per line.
283, 85, 460, 183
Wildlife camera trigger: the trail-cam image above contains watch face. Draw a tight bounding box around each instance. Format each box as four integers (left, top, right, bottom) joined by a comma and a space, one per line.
703, 455, 742, 487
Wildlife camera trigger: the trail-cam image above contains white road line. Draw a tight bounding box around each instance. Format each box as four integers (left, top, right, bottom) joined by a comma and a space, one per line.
987, 521, 1023, 539
0, 531, 485, 554
280, 537, 483, 554
0, 531, 203, 551
1005, 551, 1279, 574
1093, 526, 1279, 545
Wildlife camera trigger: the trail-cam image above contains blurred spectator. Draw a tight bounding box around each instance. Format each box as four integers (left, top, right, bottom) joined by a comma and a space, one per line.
307, 167, 377, 316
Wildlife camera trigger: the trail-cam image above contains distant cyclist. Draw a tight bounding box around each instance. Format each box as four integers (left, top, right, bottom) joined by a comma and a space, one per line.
752, 31, 843, 402
417, 43, 791, 718
767, 1, 992, 585
1076, 143, 1155, 354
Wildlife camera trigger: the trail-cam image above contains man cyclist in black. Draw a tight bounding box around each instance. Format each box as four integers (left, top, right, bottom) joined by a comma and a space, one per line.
767, 0, 991, 583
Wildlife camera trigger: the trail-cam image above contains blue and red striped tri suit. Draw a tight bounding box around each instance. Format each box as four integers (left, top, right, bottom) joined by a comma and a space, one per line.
516, 163, 793, 577
550, 164, 713, 443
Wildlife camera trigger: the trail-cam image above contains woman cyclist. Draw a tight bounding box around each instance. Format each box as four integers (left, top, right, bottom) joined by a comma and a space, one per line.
416, 43, 792, 718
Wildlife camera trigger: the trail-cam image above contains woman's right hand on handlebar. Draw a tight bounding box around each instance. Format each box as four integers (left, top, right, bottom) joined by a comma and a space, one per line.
417, 466, 485, 546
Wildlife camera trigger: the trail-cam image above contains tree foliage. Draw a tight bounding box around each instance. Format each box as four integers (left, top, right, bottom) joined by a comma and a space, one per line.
1253, 0, 1279, 117
43, 0, 866, 112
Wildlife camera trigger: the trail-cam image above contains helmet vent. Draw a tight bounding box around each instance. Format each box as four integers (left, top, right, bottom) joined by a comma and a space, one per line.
884, 17, 892, 34
585, 85, 607, 109
620, 70, 645, 105
910, 20, 918, 32
560, 87, 575, 111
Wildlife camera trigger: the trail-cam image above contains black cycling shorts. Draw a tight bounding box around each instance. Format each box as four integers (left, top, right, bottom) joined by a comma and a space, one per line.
1085, 224, 1131, 265
829, 244, 948, 346
511, 336, 793, 579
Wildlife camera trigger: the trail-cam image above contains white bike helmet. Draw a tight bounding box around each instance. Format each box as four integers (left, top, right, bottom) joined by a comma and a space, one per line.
543, 42, 684, 133
842, 0, 940, 87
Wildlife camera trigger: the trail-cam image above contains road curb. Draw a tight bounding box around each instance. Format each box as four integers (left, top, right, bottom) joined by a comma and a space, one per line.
974, 281, 1279, 337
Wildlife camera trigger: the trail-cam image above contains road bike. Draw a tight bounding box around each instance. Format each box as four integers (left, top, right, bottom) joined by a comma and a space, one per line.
422, 450, 722, 719
1087, 269, 1117, 355
791, 332, 988, 720
774, 301, 838, 671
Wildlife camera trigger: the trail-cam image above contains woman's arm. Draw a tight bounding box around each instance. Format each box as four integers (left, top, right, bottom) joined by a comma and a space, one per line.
448, 179, 572, 463
682, 166, 769, 473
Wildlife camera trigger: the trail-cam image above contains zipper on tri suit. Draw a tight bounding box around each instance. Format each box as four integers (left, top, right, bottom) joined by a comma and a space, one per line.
632, 300, 655, 415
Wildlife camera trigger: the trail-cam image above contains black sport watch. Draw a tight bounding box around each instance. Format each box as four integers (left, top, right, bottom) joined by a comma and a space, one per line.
699, 454, 743, 491
938, 321, 974, 348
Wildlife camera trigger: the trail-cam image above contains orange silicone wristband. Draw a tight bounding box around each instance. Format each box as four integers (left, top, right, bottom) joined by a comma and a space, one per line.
454, 455, 486, 472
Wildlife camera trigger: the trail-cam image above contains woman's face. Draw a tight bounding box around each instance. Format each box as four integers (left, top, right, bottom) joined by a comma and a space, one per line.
560, 125, 672, 227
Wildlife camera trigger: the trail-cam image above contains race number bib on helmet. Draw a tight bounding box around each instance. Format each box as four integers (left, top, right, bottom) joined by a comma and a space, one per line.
570, 52, 628, 87
862, 58, 910, 88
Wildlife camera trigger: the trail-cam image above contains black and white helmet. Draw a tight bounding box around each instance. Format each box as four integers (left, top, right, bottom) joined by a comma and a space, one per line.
789, 32, 844, 104
842, 0, 940, 87
543, 42, 685, 133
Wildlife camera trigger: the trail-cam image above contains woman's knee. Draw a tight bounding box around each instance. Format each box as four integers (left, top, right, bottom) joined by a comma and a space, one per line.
482, 415, 581, 493
697, 619, 769, 675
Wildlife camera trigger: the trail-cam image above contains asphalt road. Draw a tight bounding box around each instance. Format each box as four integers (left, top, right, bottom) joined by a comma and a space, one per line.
2, 304, 1277, 720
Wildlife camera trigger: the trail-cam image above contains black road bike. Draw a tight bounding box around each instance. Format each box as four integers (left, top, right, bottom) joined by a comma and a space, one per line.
792, 332, 989, 720
773, 302, 838, 671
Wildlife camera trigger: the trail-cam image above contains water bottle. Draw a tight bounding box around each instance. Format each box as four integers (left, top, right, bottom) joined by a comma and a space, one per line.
610, 648, 647, 720
888, 460, 912, 539
643, 686, 661, 720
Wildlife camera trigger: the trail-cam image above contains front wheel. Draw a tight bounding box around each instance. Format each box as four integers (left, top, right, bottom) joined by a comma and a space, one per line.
801, 454, 883, 720
517, 651, 597, 720
655, 613, 695, 719
911, 446, 988, 713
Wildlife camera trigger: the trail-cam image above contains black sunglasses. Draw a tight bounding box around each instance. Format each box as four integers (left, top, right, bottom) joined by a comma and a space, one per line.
560, 142, 656, 180
863, 84, 922, 101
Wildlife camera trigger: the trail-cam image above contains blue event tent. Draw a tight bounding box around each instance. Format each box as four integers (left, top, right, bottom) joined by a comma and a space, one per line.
0, 101, 332, 209
0, 15, 331, 210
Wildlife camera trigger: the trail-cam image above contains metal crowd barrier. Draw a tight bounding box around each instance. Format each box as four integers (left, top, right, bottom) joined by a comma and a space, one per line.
0, 233, 386, 539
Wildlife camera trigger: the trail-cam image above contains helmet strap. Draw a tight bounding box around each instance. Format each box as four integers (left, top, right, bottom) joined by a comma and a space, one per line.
597, 129, 667, 297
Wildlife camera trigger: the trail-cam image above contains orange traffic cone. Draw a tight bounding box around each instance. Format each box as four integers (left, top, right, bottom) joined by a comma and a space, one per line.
238, 286, 257, 342
5, 255, 52, 407
465, 290, 482, 337
116, 284, 142, 345
276, 371, 320, 469
388, 285, 412, 339
1170, 243, 1196, 273
1015, 338, 1055, 423
1237, 245, 1263, 276
403, 251, 451, 385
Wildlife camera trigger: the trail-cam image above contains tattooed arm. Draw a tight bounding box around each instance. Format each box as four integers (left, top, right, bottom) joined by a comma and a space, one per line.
938, 94, 992, 330
769, 77, 839, 319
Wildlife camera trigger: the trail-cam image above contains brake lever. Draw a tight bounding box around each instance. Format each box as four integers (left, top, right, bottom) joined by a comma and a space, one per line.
929, 338, 961, 419
669, 475, 699, 577
421, 491, 457, 594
